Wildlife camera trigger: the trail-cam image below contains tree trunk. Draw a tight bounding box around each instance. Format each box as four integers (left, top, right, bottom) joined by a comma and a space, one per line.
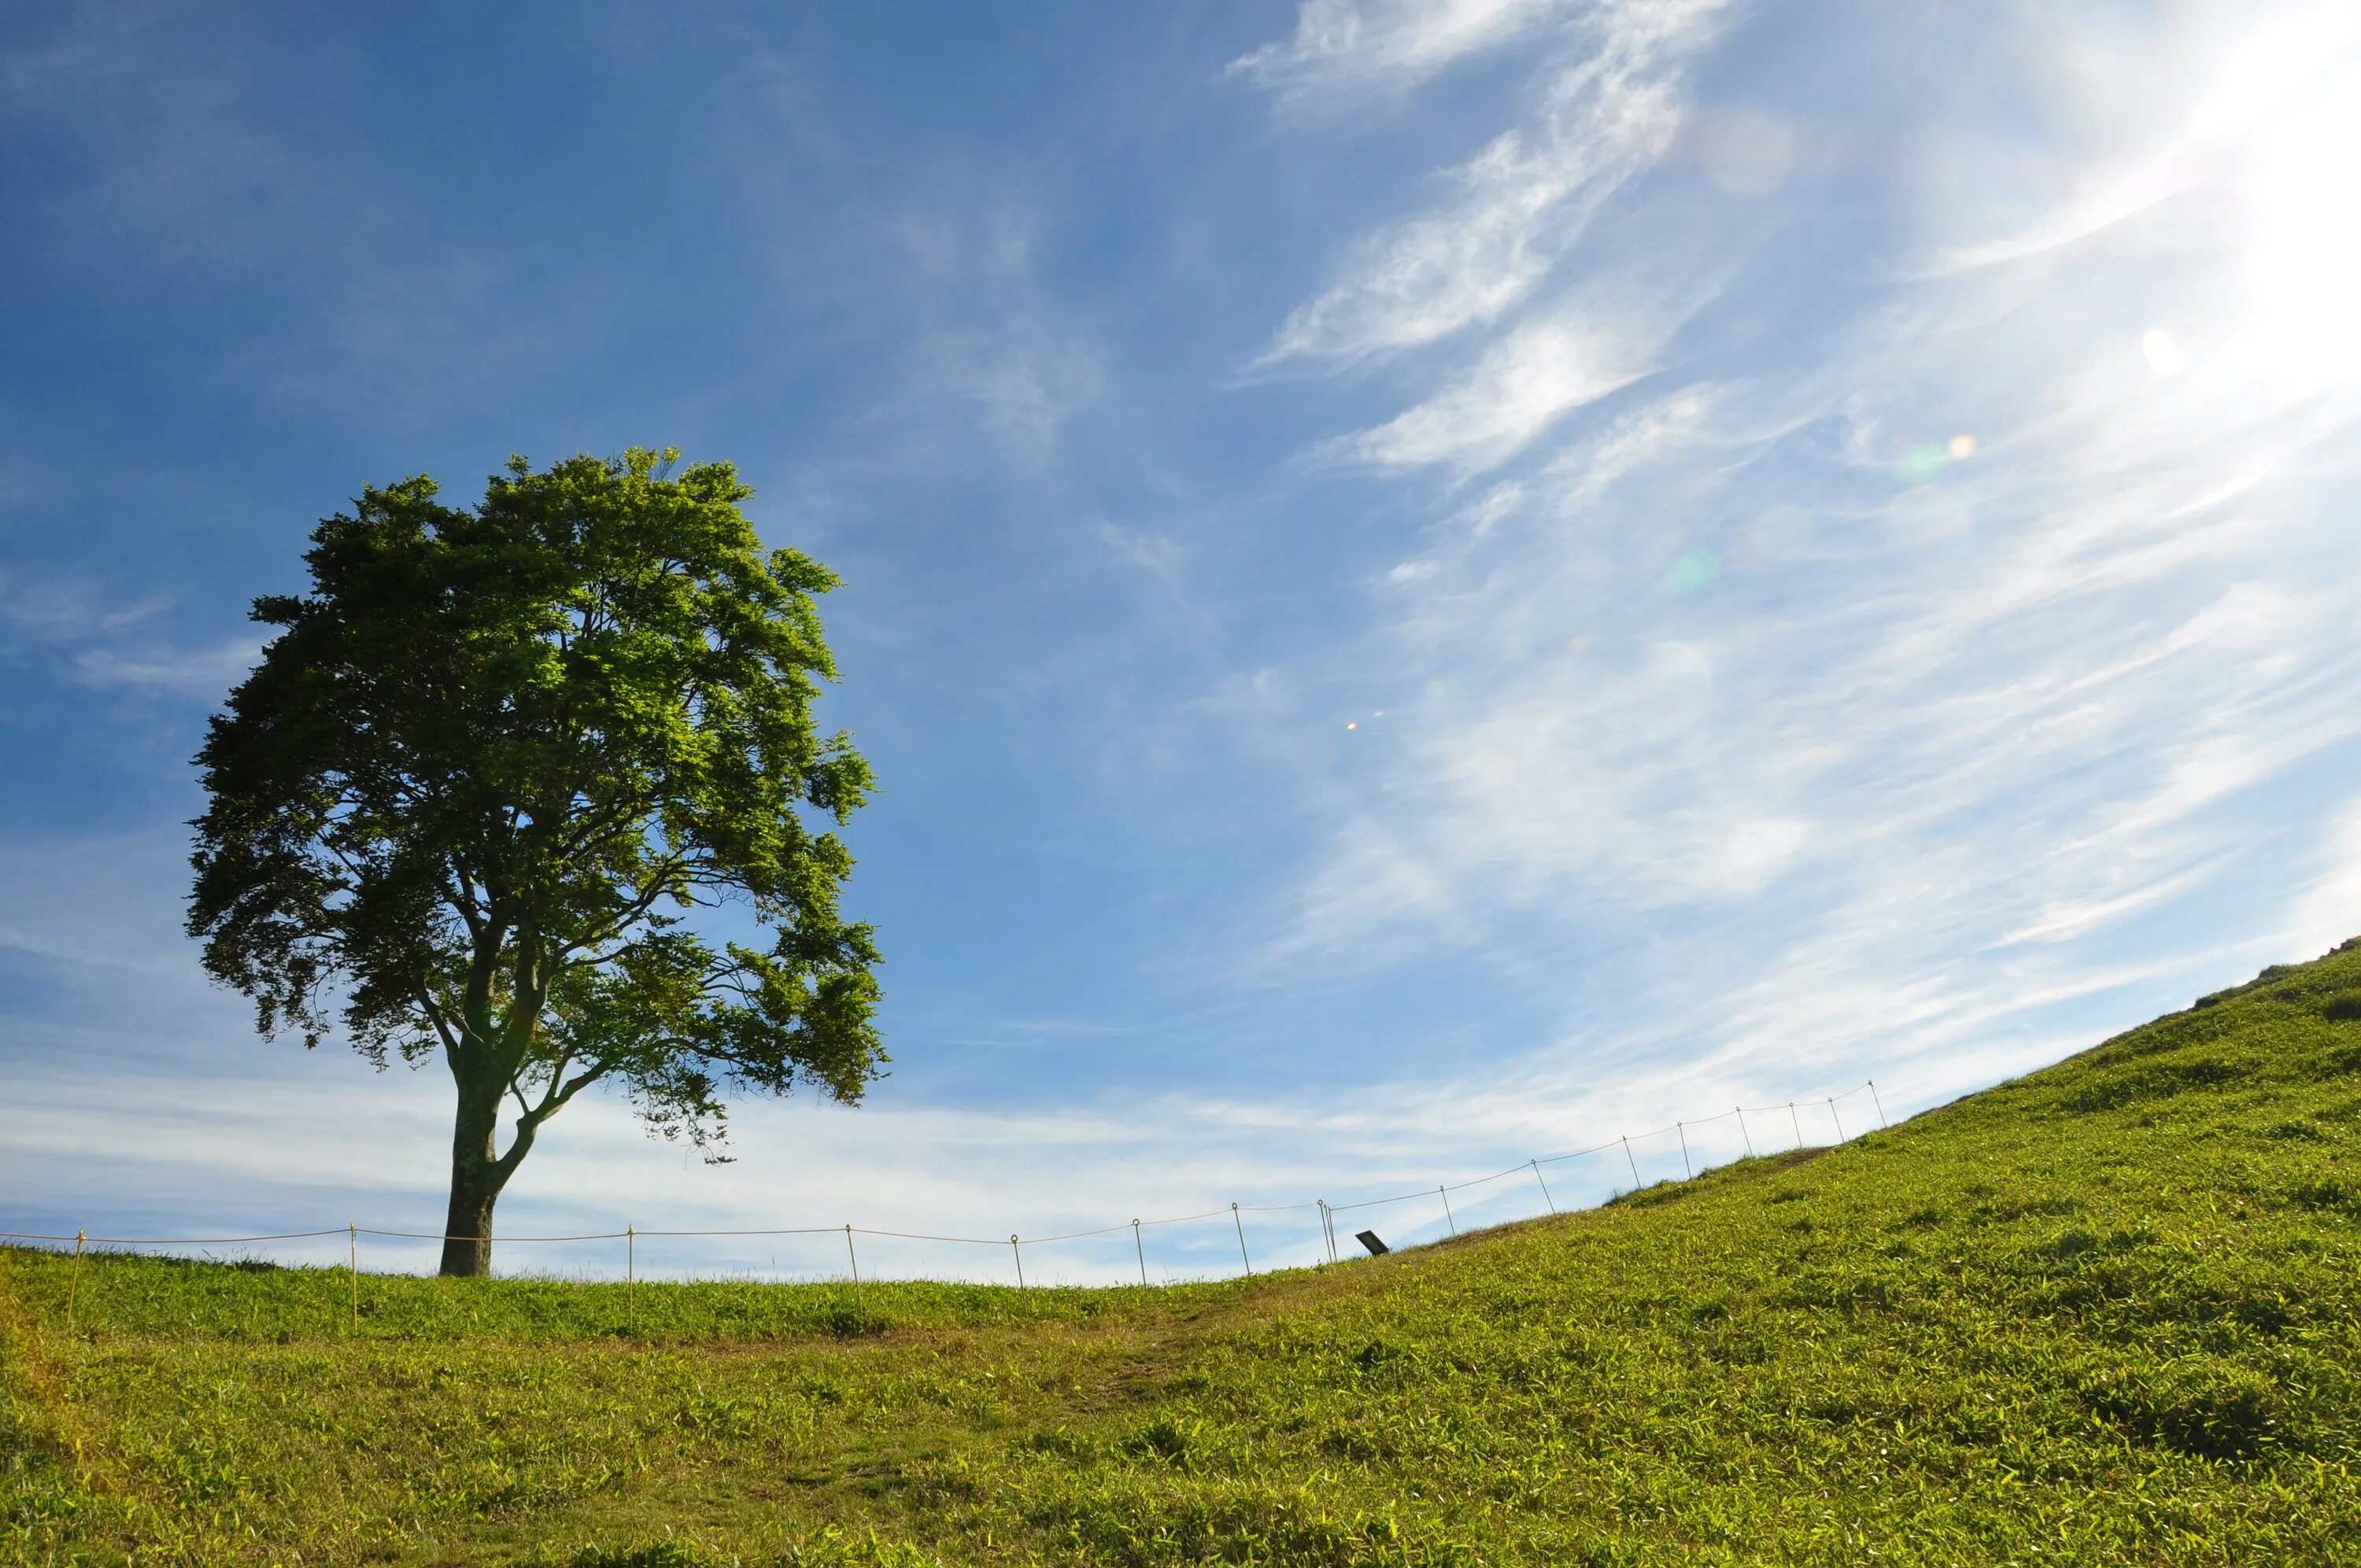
439, 1077, 508, 1278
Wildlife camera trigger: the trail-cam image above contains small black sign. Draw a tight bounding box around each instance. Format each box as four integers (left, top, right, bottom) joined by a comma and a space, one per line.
1355, 1230, 1389, 1256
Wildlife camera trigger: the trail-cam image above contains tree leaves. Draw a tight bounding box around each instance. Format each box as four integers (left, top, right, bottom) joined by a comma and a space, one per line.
188, 448, 883, 1165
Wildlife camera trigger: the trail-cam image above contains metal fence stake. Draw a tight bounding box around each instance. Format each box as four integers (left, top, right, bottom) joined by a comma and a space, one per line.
1132, 1219, 1146, 1286
1438, 1184, 1456, 1235
1530, 1159, 1555, 1214
1789, 1101, 1805, 1149
348, 1224, 359, 1335
627, 1226, 637, 1332
844, 1223, 859, 1286
1622, 1135, 1642, 1190
1868, 1079, 1889, 1128
1829, 1098, 1846, 1142
1232, 1203, 1251, 1275
1737, 1108, 1755, 1157
1010, 1234, 1024, 1289
66, 1230, 84, 1335
1676, 1121, 1693, 1179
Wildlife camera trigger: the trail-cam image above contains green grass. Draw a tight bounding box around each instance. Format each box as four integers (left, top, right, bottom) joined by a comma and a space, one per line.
9, 941, 2361, 1566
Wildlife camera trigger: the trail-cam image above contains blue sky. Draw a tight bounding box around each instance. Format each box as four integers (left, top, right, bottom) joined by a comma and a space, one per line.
5, 0, 2360, 1282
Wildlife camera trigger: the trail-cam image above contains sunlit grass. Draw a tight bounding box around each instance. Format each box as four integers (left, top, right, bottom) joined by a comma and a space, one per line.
7, 943, 2361, 1564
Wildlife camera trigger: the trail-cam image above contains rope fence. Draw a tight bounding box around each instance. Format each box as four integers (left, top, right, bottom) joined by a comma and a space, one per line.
6, 1081, 1890, 1297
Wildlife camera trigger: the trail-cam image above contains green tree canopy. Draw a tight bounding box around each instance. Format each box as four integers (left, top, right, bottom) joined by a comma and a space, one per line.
188, 448, 881, 1275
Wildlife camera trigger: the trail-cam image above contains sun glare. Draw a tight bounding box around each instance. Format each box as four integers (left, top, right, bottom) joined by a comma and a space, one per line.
2225, 24, 2361, 391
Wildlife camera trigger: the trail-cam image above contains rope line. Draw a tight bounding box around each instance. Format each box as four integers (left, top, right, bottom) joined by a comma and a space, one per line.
0, 1227, 349, 1246
1324, 1189, 1434, 1215
1532, 1139, 1622, 1167
840, 1227, 1007, 1246
357, 1227, 631, 1243
6, 1080, 1882, 1260
629, 1227, 841, 1240
1135, 1207, 1239, 1230
991, 1220, 1136, 1245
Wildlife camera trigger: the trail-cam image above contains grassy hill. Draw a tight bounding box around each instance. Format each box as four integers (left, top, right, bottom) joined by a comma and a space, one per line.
7, 942, 2361, 1566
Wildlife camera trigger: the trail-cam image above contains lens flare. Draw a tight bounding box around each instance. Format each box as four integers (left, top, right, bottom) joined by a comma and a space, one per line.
1947, 434, 1977, 459
1697, 108, 1795, 197
1662, 549, 1721, 594
1897, 445, 1948, 482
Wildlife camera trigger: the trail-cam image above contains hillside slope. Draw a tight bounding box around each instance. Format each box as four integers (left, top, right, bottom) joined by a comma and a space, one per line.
7, 941, 2361, 1566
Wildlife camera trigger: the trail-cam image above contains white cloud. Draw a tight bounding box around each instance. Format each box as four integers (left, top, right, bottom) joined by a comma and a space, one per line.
0, 572, 258, 701
73, 636, 260, 699
0, 580, 173, 641
885, 202, 1103, 464
1241, 0, 2361, 1123
1254, 1, 1731, 367
1231, 0, 1579, 98
1319, 310, 1656, 470
1995, 862, 2222, 948
2282, 800, 2361, 957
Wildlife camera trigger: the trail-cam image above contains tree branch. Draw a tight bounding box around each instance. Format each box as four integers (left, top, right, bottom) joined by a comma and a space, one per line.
494, 1057, 613, 1181
552, 853, 694, 963
417, 991, 463, 1059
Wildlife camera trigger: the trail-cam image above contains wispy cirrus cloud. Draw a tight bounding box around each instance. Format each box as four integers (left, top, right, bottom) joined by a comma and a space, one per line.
72, 638, 260, 699
1231, 0, 2361, 1114
1230, 0, 1580, 98
889, 204, 1103, 464
0, 574, 257, 701
2283, 802, 2361, 958
1253, 0, 1733, 368
1315, 309, 1658, 470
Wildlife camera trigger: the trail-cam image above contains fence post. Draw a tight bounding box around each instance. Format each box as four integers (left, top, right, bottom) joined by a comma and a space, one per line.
348, 1224, 359, 1335
844, 1223, 859, 1286
627, 1226, 637, 1333
1789, 1101, 1804, 1149
1010, 1234, 1024, 1289
1829, 1098, 1846, 1142
1621, 1135, 1641, 1190
1676, 1121, 1693, 1180
1132, 1219, 1146, 1286
1737, 1108, 1755, 1157
1868, 1079, 1889, 1128
1530, 1159, 1555, 1214
66, 1230, 85, 1335
1231, 1203, 1252, 1275
1438, 1184, 1456, 1236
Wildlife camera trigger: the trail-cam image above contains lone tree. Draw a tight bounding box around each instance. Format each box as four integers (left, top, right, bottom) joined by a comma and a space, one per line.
189, 449, 882, 1277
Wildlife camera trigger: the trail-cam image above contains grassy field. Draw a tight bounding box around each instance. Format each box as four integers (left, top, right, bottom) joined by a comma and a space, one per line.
7, 943, 2361, 1566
